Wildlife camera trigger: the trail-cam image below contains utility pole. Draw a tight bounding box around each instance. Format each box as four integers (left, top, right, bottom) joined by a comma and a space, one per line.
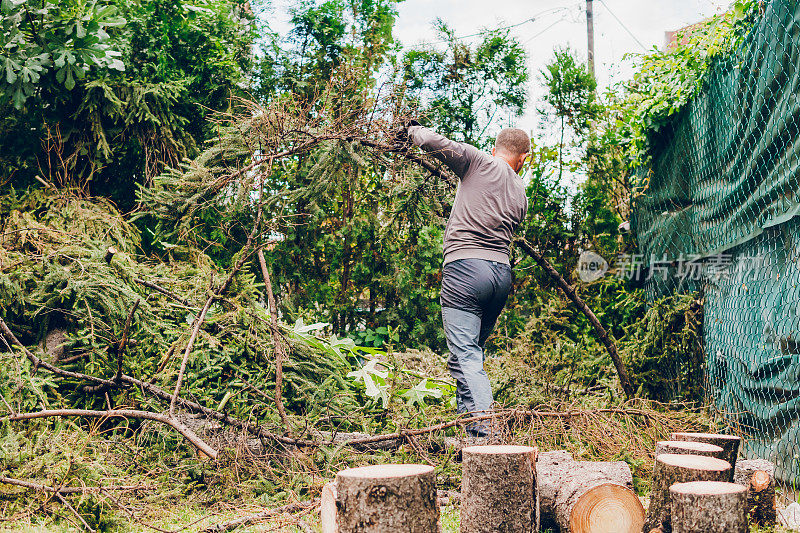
586, 0, 595, 78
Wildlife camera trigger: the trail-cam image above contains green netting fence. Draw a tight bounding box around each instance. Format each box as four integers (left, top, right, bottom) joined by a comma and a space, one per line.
632, 0, 800, 484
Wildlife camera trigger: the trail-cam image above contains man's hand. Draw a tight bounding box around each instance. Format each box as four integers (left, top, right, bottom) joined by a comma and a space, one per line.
392, 119, 421, 147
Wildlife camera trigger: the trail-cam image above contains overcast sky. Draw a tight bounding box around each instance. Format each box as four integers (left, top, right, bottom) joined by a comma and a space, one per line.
266, 0, 731, 147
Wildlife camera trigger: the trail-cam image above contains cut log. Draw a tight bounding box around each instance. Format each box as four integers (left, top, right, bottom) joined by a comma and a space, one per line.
553, 468, 644, 533
536, 450, 575, 531
733, 459, 776, 527
536, 450, 643, 532
654, 441, 724, 460
670, 433, 740, 479
733, 458, 775, 485
645, 454, 732, 533
461, 445, 537, 533
669, 481, 748, 533
321, 464, 439, 533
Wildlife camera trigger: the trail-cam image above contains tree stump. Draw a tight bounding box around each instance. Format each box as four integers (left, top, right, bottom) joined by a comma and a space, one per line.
461, 445, 537, 533
670, 433, 740, 479
654, 441, 724, 460
669, 481, 748, 533
733, 459, 776, 527
536, 450, 643, 532
645, 454, 732, 533
321, 464, 439, 533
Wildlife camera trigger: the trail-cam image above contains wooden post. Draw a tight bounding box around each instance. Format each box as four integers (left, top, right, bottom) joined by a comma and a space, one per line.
733, 459, 776, 527
461, 445, 537, 533
654, 441, 724, 460
670, 433, 740, 479
321, 464, 439, 533
645, 454, 732, 532
669, 481, 748, 533
536, 450, 644, 532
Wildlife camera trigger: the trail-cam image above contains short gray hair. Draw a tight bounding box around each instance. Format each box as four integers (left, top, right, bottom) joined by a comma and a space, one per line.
495, 128, 531, 156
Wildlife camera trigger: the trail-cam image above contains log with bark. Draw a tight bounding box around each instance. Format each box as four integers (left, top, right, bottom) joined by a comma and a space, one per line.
536, 450, 644, 532
320, 464, 438, 533
733, 458, 776, 527
460, 445, 538, 533
645, 453, 732, 533
670, 433, 740, 480
654, 441, 724, 460
669, 481, 748, 533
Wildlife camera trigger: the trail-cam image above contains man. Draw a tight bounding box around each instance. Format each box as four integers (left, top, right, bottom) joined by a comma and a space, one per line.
401, 123, 530, 436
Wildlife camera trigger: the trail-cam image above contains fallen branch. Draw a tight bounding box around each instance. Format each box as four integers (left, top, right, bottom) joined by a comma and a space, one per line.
202, 499, 320, 533
515, 238, 635, 400
0, 318, 118, 388
256, 247, 291, 435
8, 409, 218, 460
133, 278, 196, 308
0, 476, 154, 494
1, 314, 661, 453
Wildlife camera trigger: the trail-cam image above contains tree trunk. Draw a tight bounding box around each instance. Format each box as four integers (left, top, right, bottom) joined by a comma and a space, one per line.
670, 433, 740, 480
321, 464, 439, 533
654, 441, 725, 460
669, 481, 748, 533
461, 445, 537, 533
536, 450, 644, 532
646, 454, 732, 533
733, 459, 776, 527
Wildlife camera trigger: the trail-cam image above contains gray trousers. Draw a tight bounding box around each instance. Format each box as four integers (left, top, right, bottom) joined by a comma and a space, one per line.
440, 258, 512, 436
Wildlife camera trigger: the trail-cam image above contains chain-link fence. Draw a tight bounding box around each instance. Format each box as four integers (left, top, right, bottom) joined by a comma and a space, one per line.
632, 0, 800, 484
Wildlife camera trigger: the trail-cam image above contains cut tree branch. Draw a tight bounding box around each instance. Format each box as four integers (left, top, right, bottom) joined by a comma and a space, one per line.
256, 247, 291, 435
514, 238, 635, 399
8, 409, 218, 460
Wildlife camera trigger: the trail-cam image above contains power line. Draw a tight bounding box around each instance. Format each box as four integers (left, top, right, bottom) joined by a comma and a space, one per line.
522, 15, 570, 45
425, 5, 576, 45
596, 0, 647, 50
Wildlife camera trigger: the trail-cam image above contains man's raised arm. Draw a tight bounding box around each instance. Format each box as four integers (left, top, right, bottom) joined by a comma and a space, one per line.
405, 125, 480, 179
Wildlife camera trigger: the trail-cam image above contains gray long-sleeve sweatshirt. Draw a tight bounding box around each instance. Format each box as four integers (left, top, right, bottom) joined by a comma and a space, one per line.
408, 126, 528, 265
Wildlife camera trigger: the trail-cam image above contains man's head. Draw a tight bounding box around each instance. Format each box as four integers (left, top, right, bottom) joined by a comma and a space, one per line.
492, 128, 531, 173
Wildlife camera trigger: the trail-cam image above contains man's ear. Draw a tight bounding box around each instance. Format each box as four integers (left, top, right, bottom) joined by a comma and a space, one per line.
517, 152, 530, 172
492, 147, 496, 156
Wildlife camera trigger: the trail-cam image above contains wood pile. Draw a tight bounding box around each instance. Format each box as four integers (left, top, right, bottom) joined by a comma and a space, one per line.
319, 432, 777, 533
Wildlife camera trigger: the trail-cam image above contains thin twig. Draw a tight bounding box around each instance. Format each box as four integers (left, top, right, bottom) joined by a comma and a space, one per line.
55, 492, 95, 533
115, 298, 140, 381
0, 476, 154, 494
134, 278, 196, 308
202, 499, 320, 533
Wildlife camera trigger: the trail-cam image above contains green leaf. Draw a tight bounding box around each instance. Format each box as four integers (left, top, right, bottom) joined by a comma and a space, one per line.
63, 68, 75, 90
401, 378, 443, 407
293, 318, 329, 334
